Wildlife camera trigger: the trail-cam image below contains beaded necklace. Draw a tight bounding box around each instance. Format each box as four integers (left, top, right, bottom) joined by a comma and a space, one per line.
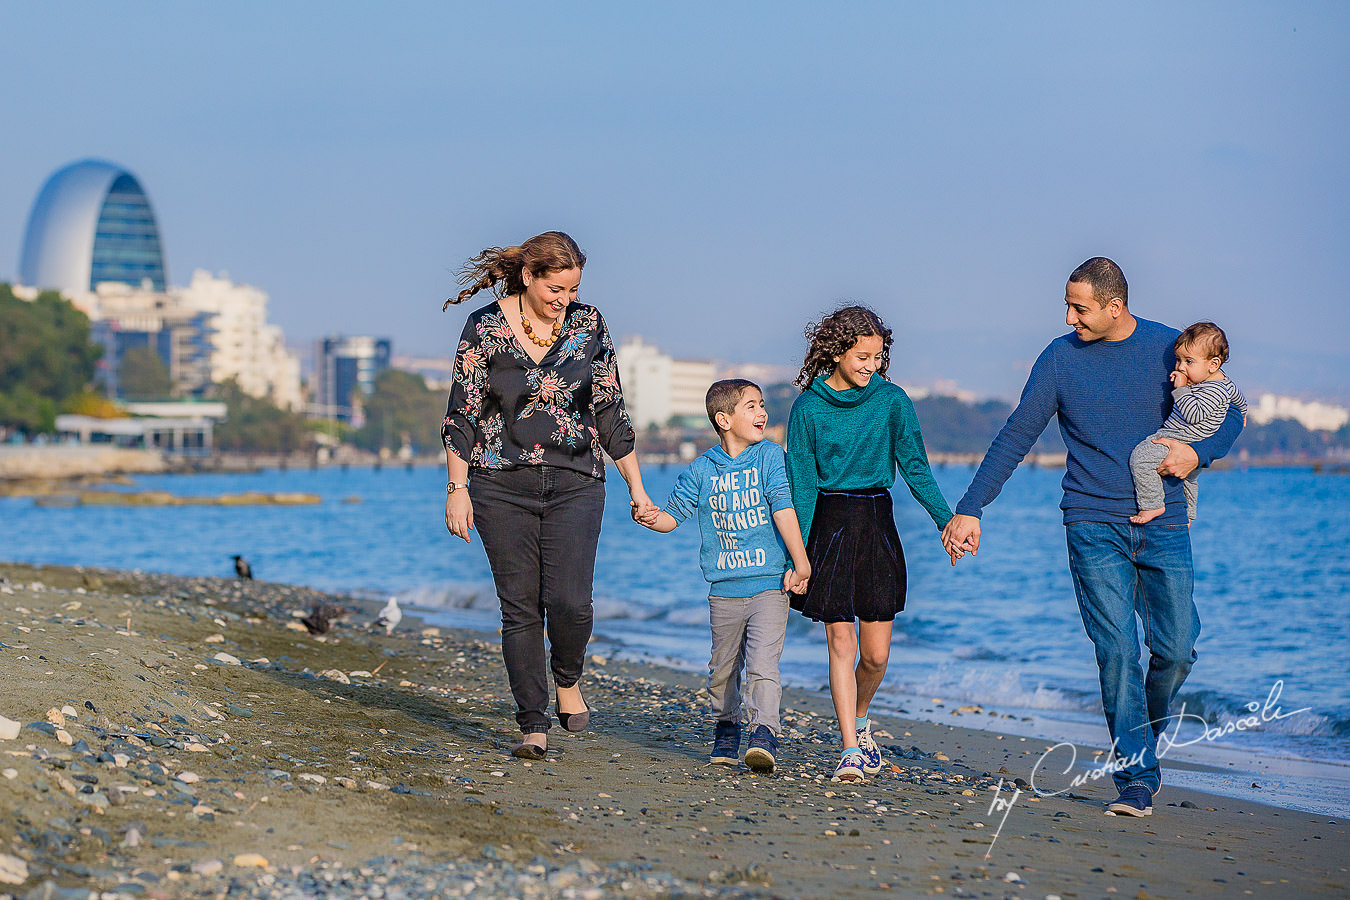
519, 295, 562, 347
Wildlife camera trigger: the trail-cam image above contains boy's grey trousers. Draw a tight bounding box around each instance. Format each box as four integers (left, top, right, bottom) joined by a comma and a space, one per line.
707, 588, 789, 735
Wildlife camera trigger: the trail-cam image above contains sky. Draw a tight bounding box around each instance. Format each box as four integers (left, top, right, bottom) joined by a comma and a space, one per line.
1, 2, 1347, 402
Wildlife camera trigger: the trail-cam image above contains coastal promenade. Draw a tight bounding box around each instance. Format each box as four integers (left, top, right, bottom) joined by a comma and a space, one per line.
0, 561, 1345, 898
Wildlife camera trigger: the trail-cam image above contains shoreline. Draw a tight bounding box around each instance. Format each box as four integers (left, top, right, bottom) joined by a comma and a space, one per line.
1, 560, 1347, 898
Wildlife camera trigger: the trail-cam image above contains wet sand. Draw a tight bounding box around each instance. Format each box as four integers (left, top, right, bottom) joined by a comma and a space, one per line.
0, 561, 1346, 899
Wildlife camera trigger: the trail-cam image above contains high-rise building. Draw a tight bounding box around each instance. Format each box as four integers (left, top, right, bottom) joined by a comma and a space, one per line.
19, 159, 168, 301
615, 336, 717, 430
315, 336, 392, 424
15, 160, 300, 409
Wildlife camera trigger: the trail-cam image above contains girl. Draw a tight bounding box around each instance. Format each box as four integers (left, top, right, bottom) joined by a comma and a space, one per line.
785, 305, 954, 783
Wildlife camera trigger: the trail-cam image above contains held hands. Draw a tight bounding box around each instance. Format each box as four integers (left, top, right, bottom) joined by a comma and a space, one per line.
629, 488, 660, 527
445, 492, 473, 544
783, 562, 811, 595
941, 514, 981, 567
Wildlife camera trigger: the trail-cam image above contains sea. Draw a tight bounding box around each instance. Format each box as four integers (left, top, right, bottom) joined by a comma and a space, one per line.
2, 462, 1347, 814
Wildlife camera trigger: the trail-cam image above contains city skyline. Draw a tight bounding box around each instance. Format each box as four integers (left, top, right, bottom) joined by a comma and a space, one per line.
2, 3, 1347, 404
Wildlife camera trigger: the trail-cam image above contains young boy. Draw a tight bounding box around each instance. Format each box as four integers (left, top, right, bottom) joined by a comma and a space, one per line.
636, 379, 810, 773
1129, 321, 1247, 524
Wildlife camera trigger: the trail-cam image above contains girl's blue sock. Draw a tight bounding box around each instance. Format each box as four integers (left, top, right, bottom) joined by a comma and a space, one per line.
841, 747, 864, 760
855, 716, 870, 731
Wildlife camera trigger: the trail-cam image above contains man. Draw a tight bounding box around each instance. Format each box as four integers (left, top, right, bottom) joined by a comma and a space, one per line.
942, 257, 1242, 817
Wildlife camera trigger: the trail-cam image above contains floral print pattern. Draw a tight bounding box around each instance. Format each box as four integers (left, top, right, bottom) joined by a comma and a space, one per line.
442, 301, 635, 477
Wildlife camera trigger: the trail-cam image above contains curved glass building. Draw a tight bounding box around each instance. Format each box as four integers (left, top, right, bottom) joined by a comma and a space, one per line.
19, 159, 168, 296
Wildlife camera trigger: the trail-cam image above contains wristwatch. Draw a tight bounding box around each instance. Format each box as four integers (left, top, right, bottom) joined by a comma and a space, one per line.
446, 482, 467, 495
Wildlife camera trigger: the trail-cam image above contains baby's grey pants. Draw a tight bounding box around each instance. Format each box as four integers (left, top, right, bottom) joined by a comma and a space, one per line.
1130, 432, 1199, 520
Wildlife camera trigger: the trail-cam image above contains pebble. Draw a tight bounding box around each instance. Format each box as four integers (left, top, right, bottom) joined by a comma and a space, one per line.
204, 633, 225, 643
297, 773, 327, 784
0, 716, 20, 741
212, 651, 242, 666
0, 853, 28, 885
227, 704, 253, 718
176, 771, 200, 784
318, 669, 351, 684
233, 853, 269, 868
191, 859, 223, 876
60, 705, 78, 719
2, 769, 16, 780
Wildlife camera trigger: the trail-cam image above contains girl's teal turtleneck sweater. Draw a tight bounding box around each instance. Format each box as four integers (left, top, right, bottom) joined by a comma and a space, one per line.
785, 374, 953, 543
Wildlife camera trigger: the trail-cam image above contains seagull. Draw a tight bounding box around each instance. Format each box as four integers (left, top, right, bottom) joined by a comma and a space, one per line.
300, 603, 348, 635
374, 597, 402, 635
232, 556, 253, 580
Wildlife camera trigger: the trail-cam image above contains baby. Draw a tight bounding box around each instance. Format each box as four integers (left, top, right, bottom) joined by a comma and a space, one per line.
1130, 321, 1246, 524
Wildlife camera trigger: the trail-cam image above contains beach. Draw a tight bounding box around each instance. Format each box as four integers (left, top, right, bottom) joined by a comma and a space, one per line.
0, 561, 1345, 899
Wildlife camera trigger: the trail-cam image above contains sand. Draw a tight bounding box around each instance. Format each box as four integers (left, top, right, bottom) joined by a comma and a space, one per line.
0, 560, 1345, 899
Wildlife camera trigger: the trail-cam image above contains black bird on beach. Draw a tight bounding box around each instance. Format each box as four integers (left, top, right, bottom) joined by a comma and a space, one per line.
232, 555, 253, 580
300, 603, 348, 635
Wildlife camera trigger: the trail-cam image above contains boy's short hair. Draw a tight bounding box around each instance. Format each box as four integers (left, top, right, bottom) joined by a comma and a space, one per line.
1176, 321, 1230, 364
705, 379, 760, 434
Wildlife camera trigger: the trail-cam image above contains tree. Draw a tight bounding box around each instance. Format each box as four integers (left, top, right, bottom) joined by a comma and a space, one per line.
212, 378, 313, 454
354, 369, 445, 454
119, 346, 174, 400
0, 283, 103, 433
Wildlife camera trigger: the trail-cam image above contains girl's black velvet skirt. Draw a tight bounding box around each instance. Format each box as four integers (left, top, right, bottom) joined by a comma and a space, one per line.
790, 488, 907, 623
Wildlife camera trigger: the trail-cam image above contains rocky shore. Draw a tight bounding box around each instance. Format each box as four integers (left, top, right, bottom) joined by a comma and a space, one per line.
0, 561, 1345, 899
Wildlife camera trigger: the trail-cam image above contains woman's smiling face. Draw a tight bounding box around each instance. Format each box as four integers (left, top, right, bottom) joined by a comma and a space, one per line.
522, 267, 581, 320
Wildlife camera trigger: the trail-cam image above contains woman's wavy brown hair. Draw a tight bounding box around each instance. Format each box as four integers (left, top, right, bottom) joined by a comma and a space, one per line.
443, 231, 587, 310
794, 305, 893, 390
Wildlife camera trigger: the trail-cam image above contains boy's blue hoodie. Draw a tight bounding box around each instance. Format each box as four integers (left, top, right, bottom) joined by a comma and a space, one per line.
663, 439, 794, 597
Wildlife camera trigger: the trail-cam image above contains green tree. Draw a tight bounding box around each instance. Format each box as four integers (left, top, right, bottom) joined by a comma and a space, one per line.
0, 283, 103, 433
211, 378, 313, 454
354, 369, 445, 454
119, 346, 174, 400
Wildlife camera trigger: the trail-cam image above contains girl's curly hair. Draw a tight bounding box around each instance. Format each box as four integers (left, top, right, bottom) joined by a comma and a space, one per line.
794, 305, 892, 390
443, 231, 586, 310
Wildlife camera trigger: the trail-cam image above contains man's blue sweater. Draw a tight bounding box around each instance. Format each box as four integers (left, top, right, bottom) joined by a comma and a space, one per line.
955, 318, 1243, 526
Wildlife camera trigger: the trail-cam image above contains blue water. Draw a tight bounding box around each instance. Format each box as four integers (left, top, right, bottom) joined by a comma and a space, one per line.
3, 463, 1348, 783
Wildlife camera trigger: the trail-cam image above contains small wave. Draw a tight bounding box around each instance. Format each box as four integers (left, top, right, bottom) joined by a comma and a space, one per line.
1170, 687, 1350, 739
398, 581, 498, 612
895, 666, 1098, 713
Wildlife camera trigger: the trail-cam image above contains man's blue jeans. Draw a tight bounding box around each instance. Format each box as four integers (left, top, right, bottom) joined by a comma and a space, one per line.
1065, 521, 1199, 794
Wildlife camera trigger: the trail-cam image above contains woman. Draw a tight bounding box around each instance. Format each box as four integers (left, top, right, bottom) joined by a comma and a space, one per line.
441, 231, 652, 759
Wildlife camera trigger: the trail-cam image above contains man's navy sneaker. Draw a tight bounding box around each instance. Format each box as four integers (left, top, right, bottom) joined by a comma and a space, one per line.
1106, 783, 1153, 816
711, 721, 740, 766
744, 725, 778, 773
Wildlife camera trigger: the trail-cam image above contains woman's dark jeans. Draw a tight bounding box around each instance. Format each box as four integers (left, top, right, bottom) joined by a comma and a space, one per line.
470, 465, 606, 734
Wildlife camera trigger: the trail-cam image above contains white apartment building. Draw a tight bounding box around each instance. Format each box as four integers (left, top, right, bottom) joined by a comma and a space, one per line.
616, 337, 718, 430
1249, 393, 1349, 432
85, 271, 302, 409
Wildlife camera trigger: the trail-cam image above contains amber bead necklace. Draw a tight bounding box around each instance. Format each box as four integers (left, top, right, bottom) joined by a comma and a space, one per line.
519, 294, 562, 347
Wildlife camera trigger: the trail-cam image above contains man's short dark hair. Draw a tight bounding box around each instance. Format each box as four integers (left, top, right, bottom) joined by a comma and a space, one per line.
1069, 257, 1128, 308
706, 379, 759, 434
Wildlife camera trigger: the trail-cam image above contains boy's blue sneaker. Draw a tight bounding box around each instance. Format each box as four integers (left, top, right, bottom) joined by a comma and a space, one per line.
711, 721, 741, 766
1106, 784, 1153, 817
744, 725, 778, 773
856, 723, 884, 774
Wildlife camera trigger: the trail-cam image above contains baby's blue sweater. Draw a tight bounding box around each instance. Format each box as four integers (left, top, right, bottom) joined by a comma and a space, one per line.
664, 440, 794, 597
955, 318, 1243, 526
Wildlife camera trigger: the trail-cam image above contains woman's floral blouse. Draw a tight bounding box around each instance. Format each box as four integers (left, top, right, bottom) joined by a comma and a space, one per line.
441, 301, 636, 479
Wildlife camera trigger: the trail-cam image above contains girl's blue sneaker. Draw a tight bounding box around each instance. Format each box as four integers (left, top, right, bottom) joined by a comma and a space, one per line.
832, 749, 866, 783
856, 723, 884, 774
